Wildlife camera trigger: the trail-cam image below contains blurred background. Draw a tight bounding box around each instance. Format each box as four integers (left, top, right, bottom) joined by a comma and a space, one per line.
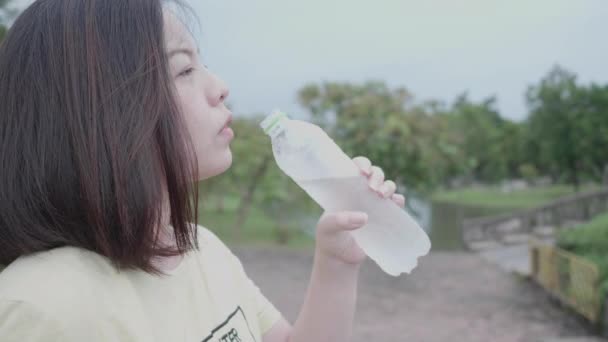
190, 0, 608, 248
3, 0, 608, 341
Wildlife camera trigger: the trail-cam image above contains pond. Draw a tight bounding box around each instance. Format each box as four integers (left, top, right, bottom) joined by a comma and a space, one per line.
407, 195, 510, 251
292, 192, 515, 251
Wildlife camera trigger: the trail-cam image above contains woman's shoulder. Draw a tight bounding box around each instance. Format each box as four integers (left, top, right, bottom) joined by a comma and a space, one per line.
0, 246, 154, 340
193, 225, 245, 274
0, 226, 229, 295
0, 227, 236, 312
0, 246, 123, 318
196, 225, 233, 255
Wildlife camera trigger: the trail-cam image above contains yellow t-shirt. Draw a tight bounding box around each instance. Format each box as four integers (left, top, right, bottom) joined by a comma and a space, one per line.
0, 226, 282, 341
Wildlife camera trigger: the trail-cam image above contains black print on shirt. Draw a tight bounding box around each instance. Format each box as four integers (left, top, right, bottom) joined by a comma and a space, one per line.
201, 306, 257, 342
220, 328, 241, 342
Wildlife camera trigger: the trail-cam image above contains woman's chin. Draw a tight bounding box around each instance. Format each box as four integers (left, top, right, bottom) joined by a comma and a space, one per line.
197, 150, 233, 181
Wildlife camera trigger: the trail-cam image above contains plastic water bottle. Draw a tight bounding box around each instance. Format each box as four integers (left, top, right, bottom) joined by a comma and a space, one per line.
260, 110, 431, 276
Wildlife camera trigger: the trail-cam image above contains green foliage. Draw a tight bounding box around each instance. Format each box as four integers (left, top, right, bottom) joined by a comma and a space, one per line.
198, 116, 321, 243
525, 65, 608, 188
0, 0, 15, 44
297, 81, 469, 191
558, 213, 608, 254
0, 25, 6, 43
558, 214, 608, 299
297, 81, 536, 191
296, 65, 607, 193
198, 194, 314, 248
518, 164, 539, 183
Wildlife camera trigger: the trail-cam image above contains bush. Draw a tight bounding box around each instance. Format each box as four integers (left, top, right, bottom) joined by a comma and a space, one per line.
558, 213, 608, 255
0, 25, 7, 44
518, 163, 539, 183
558, 213, 608, 299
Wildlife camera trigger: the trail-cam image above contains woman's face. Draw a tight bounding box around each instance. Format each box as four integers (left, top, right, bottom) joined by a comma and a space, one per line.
164, 12, 234, 181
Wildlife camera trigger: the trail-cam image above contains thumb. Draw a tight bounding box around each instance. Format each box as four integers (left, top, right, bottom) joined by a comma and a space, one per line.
317, 211, 369, 233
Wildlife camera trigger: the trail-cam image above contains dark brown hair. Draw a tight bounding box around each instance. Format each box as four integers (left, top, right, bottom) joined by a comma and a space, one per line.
0, 0, 199, 273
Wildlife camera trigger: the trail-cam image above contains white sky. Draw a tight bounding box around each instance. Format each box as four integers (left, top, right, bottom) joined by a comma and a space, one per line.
11, 0, 608, 121
192, 0, 608, 121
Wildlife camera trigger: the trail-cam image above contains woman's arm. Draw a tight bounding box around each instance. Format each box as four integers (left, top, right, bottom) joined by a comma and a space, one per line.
264, 252, 360, 342
263, 157, 405, 342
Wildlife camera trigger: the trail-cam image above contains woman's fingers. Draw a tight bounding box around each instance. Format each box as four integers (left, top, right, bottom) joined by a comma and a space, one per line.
368, 166, 385, 192
352, 157, 405, 206
353, 156, 372, 176
391, 194, 406, 208
379, 180, 396, 198
318, 211, 369, 233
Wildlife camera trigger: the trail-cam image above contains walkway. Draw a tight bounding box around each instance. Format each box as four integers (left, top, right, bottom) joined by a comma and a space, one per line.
236, 246, 603, 342
462, 188, 608, 276
479, 244, 531, 275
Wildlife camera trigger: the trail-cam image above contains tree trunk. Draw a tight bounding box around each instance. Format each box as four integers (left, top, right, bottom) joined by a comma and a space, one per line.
603, 164, 608, 187
198, 181, 215, 211
216, 195, 225, 213
570, 158, 580, 192
234, 155, 272, 235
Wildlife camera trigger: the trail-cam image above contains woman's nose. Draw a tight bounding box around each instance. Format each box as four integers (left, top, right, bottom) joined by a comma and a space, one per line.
208, 72, 230, 107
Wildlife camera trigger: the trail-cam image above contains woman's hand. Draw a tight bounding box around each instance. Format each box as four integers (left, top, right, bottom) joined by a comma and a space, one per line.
314, 156, 406, 265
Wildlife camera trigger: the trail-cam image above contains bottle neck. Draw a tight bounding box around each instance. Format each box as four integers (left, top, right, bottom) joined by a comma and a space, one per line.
266, 118, 288, 139
261, 110, 289, 139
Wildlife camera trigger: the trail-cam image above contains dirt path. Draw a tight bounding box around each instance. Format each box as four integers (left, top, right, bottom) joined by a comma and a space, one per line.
234, 247, 602, 342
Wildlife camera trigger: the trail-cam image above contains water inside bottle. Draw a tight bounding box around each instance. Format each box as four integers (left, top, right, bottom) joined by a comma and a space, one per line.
299, 176, 431, 275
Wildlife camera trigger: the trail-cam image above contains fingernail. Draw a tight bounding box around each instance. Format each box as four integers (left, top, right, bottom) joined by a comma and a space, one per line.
369, 182, 381, 192
349, 213, 368, 226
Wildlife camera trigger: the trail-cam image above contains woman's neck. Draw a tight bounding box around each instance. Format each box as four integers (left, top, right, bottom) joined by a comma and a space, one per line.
153, 225, 184, 273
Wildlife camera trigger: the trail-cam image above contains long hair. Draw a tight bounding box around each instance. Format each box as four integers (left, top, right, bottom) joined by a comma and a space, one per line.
0, 0, 199, 273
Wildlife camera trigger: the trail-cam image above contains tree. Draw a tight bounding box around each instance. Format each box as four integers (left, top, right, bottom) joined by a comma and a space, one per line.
0, 0, 15, 43
525, 65, 586, 188
297, 80, 465, 191
297, 80, 535, 190
297, 69, 607, 192
446, 93, 517, 182
0, 25, 6, 43
223, 116, 276, 233
576, 84, 608, 183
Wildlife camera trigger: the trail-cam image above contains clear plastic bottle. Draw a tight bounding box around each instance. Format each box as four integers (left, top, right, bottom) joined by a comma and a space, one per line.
260, 110, 431, 276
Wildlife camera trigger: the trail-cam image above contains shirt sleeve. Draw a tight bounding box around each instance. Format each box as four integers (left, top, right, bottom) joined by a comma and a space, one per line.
200, 227, 283, 335
230, 253, 283, 334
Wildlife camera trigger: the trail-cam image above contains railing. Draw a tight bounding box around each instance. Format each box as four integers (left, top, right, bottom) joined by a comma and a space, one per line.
462, 187, 608, 250
529, 240, 602, 322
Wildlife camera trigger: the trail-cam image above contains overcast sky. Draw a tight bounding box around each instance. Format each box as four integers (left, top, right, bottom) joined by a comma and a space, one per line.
191, 0, 607, 121
12, 0, 608, 121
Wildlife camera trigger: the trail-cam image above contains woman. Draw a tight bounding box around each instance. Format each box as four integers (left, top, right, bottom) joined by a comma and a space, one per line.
0, 0, 405, 341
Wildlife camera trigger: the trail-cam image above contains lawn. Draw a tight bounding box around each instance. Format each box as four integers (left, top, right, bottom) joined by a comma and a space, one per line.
432, 184, 600, 210
197, 194, 317, 249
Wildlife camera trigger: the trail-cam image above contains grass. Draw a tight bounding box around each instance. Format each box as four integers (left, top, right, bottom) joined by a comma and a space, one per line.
197, 195, 316, 249
432, 184, 600, 210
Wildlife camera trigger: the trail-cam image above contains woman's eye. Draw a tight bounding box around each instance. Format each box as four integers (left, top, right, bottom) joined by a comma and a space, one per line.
178, 67, 195, 77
